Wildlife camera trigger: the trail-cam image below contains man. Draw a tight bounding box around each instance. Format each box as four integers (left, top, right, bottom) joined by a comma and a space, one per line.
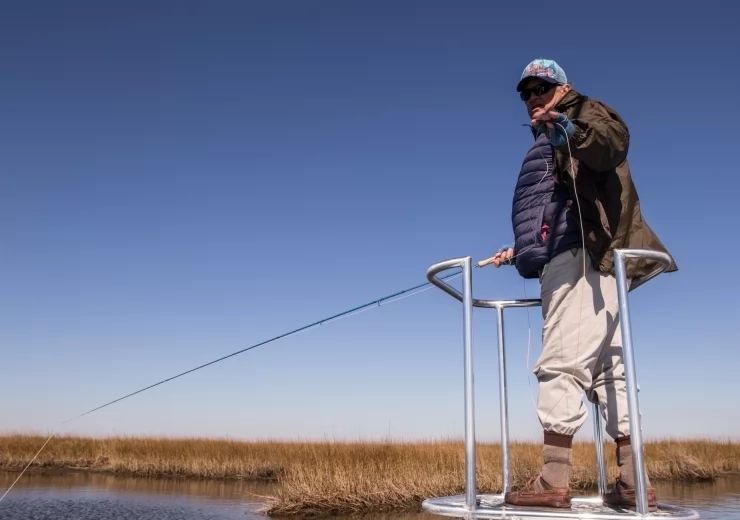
489, 59, 677, 509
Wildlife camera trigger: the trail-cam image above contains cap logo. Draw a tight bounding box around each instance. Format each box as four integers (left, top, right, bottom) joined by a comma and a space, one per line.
524, 63, 556, 79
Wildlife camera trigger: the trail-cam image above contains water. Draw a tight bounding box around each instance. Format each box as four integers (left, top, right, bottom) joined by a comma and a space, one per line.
0, 472, 265, 520
1, 471, 739, 520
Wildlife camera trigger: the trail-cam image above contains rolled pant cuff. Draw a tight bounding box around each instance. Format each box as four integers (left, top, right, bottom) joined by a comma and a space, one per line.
544, 431, 573, 448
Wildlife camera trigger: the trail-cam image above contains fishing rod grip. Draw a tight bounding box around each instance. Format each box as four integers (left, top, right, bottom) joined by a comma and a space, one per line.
478, 256, 496, 267
478, 255, 514, 267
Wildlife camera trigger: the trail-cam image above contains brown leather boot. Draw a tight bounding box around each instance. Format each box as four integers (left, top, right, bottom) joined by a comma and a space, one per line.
504, 431, 572, 508
603, 435, 658, 511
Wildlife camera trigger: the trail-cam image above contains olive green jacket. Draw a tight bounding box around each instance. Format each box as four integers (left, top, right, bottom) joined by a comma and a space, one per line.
550, 89, 678, 282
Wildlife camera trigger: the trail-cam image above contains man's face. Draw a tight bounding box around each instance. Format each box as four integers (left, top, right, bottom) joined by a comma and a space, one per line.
519, 78, 567, 118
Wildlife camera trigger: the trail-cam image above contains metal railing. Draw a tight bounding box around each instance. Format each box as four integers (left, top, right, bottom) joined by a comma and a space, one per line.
425, 249, 674, 516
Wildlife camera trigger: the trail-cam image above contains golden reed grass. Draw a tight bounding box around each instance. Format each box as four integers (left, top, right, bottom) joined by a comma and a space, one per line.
1, 435, 738, 516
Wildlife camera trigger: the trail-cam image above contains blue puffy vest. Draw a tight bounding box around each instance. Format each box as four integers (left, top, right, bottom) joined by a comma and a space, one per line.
511, 132, 582, 279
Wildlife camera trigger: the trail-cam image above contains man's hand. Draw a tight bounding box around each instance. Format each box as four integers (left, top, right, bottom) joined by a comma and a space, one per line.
492, 247, 516, 267
531, 108, 560, 130
532, 110, 574, 146
479, 246, 516, 268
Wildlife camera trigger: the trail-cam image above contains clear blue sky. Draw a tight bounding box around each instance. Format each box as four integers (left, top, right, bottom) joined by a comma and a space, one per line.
1, 2, 737, 443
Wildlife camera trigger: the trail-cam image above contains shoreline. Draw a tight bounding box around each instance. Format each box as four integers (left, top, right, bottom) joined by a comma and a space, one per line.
0, 464, 263, 480
2, 435, 738, 516
0, 459, 283, 482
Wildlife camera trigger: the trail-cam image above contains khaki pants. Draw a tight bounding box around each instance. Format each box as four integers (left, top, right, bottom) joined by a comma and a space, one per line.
534, 247, 631, 439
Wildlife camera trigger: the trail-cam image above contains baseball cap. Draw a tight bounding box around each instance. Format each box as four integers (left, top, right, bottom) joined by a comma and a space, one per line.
516, 59, 567, 92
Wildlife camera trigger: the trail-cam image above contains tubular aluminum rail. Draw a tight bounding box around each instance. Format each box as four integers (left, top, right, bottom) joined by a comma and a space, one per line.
421, 249, 699, 520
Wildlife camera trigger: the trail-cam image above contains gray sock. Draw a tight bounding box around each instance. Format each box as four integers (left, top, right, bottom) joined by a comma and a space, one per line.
616, 436, 651, 488
540, 444, 572, 489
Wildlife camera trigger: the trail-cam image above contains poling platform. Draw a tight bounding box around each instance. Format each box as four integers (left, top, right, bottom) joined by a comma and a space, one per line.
421, 249, 700, 520
423, 494, 699, 520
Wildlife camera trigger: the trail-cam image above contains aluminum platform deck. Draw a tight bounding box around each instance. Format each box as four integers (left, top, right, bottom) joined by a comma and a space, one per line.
422, 494, 700, 520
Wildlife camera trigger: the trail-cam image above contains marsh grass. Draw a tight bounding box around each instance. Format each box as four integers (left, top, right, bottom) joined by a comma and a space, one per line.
263, 439, 740, 516
1, 435, 737, 516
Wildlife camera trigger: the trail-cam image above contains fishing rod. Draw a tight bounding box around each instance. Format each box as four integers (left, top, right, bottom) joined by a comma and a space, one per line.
76, 252, 517, 422
0, 264, 479, 503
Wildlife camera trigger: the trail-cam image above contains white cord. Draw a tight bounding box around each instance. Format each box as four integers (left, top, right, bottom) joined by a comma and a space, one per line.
522, 135, 555, 412
536, 120, 587, 428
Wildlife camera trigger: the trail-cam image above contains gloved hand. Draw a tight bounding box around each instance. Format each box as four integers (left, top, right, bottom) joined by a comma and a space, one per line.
533, 111, 575, 147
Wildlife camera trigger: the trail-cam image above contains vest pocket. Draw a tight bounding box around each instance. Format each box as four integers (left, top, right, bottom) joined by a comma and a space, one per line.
536, 198, 570, 248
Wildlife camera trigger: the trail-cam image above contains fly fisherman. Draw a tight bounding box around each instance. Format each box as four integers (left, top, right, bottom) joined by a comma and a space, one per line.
487, 59, 677, 509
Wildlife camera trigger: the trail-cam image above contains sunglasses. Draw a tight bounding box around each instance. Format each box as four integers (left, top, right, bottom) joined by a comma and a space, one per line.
520, 82, 556, 101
